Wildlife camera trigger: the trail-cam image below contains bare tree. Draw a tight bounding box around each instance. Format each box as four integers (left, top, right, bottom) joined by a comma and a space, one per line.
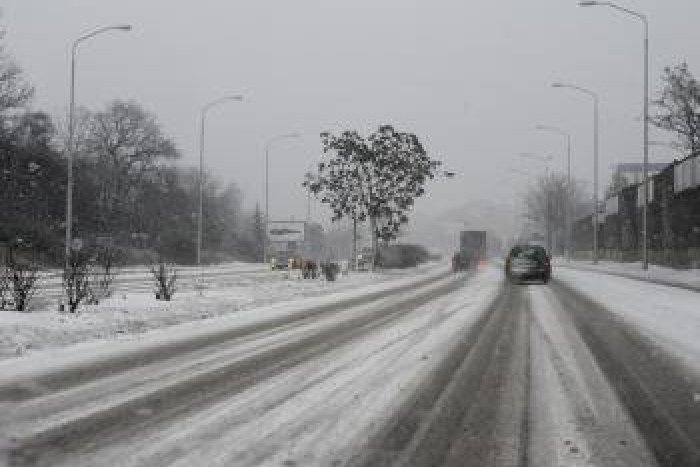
83, 100, 180, 232
0, 25, 33, 117
524, 173, 589, 254
63, 250, 92, 313
89, 246, 120, 304
652, 62, 700, 154
7, 259, 39, 312
0, 265, 9, 310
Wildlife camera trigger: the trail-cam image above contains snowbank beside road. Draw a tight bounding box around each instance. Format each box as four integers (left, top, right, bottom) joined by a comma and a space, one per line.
555, 267, 700, 376
556, 259, 700, 291
0, 262, 447, 359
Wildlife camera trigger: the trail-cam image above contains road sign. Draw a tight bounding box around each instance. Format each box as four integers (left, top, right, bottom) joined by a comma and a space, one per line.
267, 221, 305, 242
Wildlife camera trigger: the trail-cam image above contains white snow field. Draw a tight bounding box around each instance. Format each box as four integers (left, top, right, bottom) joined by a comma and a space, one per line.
0, 261, 445, 359
555, 266, 700, 376
557, 259, 700, 291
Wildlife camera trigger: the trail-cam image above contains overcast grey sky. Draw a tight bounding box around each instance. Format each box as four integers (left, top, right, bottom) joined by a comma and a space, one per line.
3, 0, 699, 224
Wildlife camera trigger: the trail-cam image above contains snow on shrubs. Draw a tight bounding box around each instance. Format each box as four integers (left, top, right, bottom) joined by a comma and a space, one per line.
62, 251, 93, 313
150, 262, 177, 301
5, 260, 39, 312
62, 246, 121, 313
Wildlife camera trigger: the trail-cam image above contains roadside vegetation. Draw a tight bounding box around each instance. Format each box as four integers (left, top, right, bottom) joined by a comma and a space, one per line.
304, 126, 447, 266
0, 23, 265, 269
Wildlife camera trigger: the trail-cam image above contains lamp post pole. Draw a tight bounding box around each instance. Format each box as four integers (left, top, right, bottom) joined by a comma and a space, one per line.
536, 124, 572, 261
65, 25, 131, 270
264, 133, 301, 264
553, 82, 600, 264
579, 1, 649, 269
197, 95, 243, 266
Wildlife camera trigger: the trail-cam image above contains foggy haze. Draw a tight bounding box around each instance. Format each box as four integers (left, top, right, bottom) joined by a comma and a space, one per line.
4, 0, 699, 233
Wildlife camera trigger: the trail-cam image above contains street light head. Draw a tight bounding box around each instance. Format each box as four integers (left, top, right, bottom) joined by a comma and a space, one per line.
578, 1, 599, 6
227, 95, 244, 102
116, 25, 132, 31
552, 83, 564, 88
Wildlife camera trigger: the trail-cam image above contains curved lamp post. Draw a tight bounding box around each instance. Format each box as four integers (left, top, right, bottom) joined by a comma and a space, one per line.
552, 82, 600, 264
536, 124, 572, 261
197, 95, 243, 265
65, 24, 132, 269
579, 0, 649, 268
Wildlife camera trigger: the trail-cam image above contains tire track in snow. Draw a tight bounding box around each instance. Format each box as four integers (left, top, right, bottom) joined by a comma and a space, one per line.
551, 280, 700, 466
1, 271, 470, 466
354, 283, 527, 467
527, 285, 656, 466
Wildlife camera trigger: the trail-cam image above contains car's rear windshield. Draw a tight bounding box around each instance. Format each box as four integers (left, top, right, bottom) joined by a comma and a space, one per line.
509, 245, 547, 261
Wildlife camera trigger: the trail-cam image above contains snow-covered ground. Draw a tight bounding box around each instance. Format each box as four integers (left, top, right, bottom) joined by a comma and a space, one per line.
555, 266, 700, 377
0, 266, 503, 467
555, 258, 700, 291
0, 261, 446, 359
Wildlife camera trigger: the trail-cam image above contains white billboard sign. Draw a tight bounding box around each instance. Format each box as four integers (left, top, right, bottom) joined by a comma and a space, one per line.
267, 221, 305, 242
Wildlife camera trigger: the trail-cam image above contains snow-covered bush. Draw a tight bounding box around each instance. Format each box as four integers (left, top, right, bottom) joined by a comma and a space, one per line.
151, 262, 177, 301
89, 246, 120, 304
0, 265, 10, 310
62, 251, 92, 313
8, 260, 39, 311
321, 262, 339, 282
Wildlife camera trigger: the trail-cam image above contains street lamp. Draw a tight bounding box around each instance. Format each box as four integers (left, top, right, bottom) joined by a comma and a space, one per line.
264, 133, 301, 264
579, 0, 650, 269
536, 124, 572, 261
65, 24, 132, 270
552, 82, 600, 264
196, 95, 243, 265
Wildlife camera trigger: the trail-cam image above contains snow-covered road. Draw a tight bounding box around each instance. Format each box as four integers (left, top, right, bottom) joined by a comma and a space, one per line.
0, 266, 497, 466
2, 264, 699, 466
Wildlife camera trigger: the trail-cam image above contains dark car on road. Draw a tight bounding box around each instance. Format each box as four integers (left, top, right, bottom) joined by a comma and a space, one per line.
505, 244, 551, 283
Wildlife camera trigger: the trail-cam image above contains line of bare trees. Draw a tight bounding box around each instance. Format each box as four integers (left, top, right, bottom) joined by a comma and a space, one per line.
0, 24, 265, 270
